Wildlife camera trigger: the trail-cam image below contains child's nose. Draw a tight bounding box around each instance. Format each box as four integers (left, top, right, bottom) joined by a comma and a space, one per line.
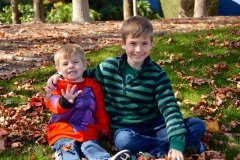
68, 63, 74, 67
135, 45, 141, 52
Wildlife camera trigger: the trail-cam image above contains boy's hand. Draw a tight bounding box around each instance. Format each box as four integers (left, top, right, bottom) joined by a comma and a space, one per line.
168, 149, 184, 160
45, 75, 61, 92
61, 84, 82, 103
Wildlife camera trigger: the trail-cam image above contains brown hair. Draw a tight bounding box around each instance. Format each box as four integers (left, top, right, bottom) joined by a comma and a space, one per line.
121, 16, 153, 43
54, 44, 86, 67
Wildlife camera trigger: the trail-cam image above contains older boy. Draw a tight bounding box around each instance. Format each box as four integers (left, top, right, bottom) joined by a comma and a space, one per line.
45, 44, 131, 160
46, 16, 205, 160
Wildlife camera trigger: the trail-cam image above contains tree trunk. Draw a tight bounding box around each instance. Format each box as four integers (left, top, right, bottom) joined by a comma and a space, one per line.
178, 0, 188, 18
133, 0, 137, 16
72, 0, 91, 24
193, 0, 208, 17
33, 0, 45, 22
123, 0, 131, 20
11, 0, 20, 24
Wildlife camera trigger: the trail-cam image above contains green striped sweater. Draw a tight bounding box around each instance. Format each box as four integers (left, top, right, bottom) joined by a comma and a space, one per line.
85, 53, 187, 140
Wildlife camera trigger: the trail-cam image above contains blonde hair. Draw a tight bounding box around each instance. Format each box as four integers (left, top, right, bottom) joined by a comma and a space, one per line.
54, 44, 86, 67
121, 16, 153, 43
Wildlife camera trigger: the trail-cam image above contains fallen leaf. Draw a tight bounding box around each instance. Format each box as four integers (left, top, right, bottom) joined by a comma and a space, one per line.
167, 37, 174, 44
224, 133, 234, 140
203, 119, 219, 132
228, 142, 237, 149
29, 155, 37, 160
11, 142, 23, 148
0, 129, 8, 138
15, 51, 23, 56
189, 68, 197, 72
35, 135, 47, 145
62, 144, 73, 152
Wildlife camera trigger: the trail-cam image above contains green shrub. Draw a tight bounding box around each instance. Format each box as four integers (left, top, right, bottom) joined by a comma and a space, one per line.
0, 5, 12, 24
90, 9, 101, 21
138, 0, 161, 19
0, 1, 122, 24
18, 4, 34, 23
46, 2, 72, 23
46, 2, 101, 23
0, 4, 33, 24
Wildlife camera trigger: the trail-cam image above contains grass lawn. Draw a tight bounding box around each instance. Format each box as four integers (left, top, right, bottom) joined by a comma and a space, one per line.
0, 25, 239, 160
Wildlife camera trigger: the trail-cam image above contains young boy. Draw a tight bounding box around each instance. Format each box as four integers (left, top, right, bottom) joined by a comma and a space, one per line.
46, 16, 205, 160
45, 44, 131, 160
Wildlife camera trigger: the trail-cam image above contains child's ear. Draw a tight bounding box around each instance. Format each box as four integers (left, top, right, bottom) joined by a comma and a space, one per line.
150, 40, 154, 48
84, 62, 87, 70
120, 40, 126, 49
56, 66, 60, 72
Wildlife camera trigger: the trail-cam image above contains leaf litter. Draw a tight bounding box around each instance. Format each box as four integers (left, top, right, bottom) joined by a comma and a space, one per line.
0, 16, 240, 159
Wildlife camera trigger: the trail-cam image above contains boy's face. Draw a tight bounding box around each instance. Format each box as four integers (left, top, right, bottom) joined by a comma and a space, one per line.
121, 35, 153, 69
56, 54, 86, 82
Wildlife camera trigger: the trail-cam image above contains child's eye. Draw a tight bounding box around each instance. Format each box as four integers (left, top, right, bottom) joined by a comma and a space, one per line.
74, 61, 79, 64
62, 63, 68, 66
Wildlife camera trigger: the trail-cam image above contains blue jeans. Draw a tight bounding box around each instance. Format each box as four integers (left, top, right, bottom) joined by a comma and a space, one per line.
113, 118, 205, 158
51, 138, 110, 160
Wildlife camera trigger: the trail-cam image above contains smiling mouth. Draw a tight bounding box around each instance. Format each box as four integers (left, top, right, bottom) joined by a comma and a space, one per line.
68, 71, 77, 74
133, 54, 143, 58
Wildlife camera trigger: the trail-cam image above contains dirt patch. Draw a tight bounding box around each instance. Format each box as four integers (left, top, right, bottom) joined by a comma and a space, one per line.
0, 16, 240, 79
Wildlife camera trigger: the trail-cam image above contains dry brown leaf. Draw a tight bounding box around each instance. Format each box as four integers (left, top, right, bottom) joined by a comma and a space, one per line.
15, 51, 23, 56
167, 37, 174, 44
228, 142, 237, 149
16, 104, 31, 112
62, 144, 73, 152
189, 68, 197, 72
35, 135, 47, 145
8, 91, 16, 96
0, 129, 8, 138
11, 142, 23, 148
29, 155, 37, 160
203, 119, 219, 132
224, 133, 234, 140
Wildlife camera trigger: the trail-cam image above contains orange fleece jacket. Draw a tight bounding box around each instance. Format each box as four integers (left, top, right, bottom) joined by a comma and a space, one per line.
45, 78, 111, 146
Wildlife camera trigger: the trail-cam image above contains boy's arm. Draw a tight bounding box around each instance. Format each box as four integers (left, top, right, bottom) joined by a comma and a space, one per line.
84, 61, 105, 83
84, 68, 98, 80
154, 69, 187, 152
45, 74, 61, 92
169, 135, 185, 153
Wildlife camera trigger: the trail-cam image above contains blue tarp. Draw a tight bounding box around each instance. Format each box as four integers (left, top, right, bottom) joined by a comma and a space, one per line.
218, 0, 240, 16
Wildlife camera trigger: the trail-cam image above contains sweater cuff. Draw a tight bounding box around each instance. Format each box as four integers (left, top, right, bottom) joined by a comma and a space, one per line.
169, 134, 185, 153
59, 96, 74, 109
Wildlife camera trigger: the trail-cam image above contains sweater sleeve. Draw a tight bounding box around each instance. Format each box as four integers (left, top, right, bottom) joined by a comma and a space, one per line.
85, 66, 101, 82
59, 96, 74, 109
85, 59, 112, 83
154, 69, 187, 139
169, 134, 185, 153
45, 90, 69, 114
